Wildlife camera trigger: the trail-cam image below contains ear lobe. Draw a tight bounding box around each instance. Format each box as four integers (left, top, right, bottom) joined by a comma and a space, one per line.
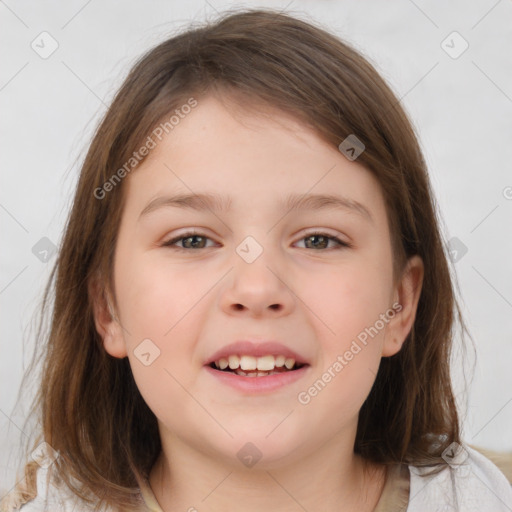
88, 276, 127, 359
382, 255, 424, 357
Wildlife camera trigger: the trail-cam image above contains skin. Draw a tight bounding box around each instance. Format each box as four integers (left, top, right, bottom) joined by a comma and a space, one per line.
92, 94, 424, 512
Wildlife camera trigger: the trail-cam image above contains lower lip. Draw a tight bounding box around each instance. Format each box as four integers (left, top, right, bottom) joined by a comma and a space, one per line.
204, 365, 310, 393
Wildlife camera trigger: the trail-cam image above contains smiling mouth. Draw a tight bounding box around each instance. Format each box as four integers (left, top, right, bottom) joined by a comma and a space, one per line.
208, 354, 308, 377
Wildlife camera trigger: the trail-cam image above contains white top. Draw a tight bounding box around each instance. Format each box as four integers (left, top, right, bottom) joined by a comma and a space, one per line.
3, 445, 511, 511
405, 446, 512, 511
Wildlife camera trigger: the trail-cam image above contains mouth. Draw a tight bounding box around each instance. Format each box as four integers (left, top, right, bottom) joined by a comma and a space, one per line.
207, 354, 309, 378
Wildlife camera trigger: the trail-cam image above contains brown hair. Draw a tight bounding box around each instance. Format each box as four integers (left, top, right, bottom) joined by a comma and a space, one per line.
3, 7, 469, 511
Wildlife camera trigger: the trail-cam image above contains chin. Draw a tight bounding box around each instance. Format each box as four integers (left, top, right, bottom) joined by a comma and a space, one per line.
204, 429, 309, 471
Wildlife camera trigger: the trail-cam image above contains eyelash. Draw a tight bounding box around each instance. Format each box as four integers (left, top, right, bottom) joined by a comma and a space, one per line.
161, 230, 351, 252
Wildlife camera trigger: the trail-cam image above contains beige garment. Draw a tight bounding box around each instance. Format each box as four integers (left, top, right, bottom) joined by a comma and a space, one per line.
373, 463, 410, 512
139, 463, 411, 512
471, 447, 512, 484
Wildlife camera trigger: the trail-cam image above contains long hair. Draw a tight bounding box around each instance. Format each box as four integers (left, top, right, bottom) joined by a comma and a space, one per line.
3, 8, 468, 511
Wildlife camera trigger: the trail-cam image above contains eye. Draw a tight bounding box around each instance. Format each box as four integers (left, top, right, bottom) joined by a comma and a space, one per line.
162, 230, 351, 251
294, 232, 351, 250
161, 231, 217, 251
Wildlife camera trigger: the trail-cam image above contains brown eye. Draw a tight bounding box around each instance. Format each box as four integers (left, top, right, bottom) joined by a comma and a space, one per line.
162, 231, 350, 252
296, 232, 350, 250
162, 232, 215, 250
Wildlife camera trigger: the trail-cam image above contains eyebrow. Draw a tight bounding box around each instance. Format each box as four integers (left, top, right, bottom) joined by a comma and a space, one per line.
138, 192, 373, 223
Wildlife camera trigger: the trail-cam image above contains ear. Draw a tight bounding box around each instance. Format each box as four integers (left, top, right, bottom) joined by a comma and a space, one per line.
382, 255, 424, 357
88, 275, 128, 358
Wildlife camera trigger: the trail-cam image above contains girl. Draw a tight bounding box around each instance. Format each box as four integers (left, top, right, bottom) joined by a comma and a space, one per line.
2, 7, 511, 512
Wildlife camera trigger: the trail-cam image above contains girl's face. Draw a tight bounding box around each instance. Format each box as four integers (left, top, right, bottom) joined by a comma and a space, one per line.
95, 94, 423, 469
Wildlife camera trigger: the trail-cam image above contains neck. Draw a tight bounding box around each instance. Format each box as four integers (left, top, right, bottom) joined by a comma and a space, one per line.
149, 430, 386, 512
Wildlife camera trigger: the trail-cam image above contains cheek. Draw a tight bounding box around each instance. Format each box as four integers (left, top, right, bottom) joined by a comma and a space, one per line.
114, 250, 222, 393
300, 256, 393, 345
299, 357, 378, 432
115, 252, 207, 343
295, 256, 392, 411
298, 283, 387, 427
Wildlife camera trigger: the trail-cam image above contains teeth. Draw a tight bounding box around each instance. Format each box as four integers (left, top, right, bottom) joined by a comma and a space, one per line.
228, 355, 240, 369
235, 368, 286, 377
256, 355, 275, 371
275, 355, 286, 367
284, 358, 295, 370
214, 354, 300, 372
240, 355, 257, 371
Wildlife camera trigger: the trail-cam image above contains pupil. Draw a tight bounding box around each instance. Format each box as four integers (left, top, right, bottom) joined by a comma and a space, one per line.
184, 235, 205, 249
306, 235, 327, 249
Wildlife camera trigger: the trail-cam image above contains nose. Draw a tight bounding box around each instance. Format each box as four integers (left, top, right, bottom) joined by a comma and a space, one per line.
219, 243, 295, 318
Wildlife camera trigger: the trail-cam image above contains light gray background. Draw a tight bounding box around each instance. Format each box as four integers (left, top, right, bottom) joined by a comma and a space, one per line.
1, 0, 511, 493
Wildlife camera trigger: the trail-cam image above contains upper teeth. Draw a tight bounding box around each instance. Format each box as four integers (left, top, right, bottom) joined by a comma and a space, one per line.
214, 355, 296, 371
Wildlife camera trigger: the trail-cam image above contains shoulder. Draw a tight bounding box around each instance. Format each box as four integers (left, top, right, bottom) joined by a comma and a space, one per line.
1, 466, 107, 512
407, 444, 512, 512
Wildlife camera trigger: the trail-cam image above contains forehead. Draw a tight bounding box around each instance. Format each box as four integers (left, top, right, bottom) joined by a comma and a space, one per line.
122, 94, 387, 225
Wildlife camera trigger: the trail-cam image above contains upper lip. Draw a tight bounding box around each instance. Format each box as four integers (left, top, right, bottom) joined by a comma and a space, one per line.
205, 340, 309, 366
